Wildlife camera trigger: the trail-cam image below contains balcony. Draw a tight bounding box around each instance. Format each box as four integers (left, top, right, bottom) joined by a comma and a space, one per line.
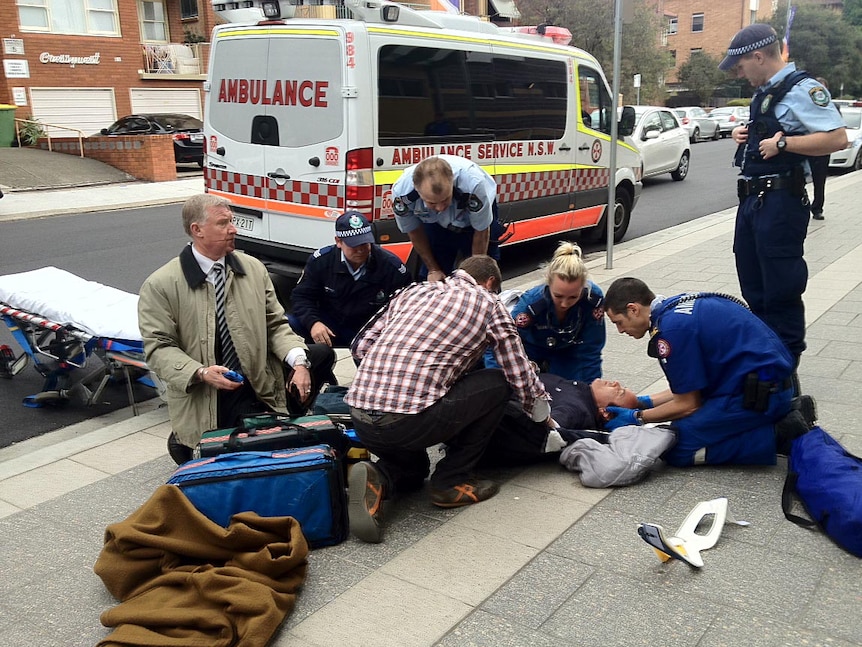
140, 43, 209, 78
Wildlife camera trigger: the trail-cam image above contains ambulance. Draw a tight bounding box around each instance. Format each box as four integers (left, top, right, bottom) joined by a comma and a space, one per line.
204, 0, 643, 290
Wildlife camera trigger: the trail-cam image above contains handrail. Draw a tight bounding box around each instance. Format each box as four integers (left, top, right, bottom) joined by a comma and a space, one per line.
14, 118, 86, 157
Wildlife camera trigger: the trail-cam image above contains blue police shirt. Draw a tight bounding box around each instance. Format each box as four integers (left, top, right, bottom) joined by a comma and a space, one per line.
764, 63, 845, 137
391, 154, 497, 234
649, 294, 793, 399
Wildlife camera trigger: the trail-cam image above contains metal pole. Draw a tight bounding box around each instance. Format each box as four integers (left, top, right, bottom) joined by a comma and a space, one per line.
606, 0, 623, 269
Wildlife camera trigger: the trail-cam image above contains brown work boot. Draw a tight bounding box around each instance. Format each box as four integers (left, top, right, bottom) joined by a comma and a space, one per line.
430, 479, 500, 508
348, 461, 385, 543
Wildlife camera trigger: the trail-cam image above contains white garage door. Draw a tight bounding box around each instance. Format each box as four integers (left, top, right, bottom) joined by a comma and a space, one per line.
29, 88, 116, 137
130, 88, 202, 119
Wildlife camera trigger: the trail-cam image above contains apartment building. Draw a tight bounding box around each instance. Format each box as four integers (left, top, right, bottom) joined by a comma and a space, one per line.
656, 0, 774, 84
1, 0, 218, 137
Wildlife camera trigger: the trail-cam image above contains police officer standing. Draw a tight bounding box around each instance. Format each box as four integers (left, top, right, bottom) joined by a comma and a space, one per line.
719, 24, 846, 368
391, 155, 503, 281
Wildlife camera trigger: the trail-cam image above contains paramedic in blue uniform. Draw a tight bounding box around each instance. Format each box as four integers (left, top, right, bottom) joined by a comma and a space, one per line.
719, 24, 846, 367
287, 211, 411, 357
488, 241, 605, 383
603, 277, 812, 466
391, 155, 503, 281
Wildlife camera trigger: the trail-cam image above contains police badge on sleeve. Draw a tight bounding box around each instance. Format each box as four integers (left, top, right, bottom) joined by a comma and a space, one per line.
809, 86, 830, 107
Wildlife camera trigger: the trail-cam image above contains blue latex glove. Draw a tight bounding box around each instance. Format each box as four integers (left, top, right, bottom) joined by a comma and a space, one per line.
606, 406, 641, 430
637, 395, 654, 409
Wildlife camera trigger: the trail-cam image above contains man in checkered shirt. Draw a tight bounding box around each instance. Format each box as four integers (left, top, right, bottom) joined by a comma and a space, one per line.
344, 255, 551, 543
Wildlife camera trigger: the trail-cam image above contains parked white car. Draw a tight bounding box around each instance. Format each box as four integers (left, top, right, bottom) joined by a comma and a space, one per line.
674, 106, 720, 143
631, 106, 691, 181
828, 107, 862, 171
708, 106, 750, 138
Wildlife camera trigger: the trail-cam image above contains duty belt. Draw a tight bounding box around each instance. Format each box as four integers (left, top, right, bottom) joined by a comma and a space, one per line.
350, 407, 408, 426
445, 223, 471, 234
737, 175, 803, 199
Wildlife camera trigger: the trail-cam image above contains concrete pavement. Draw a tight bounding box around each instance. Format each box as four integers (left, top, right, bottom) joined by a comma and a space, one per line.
0, 156, 860, 646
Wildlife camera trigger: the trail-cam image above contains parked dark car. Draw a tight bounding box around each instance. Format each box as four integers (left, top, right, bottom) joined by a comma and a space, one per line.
98, 113, 204, 166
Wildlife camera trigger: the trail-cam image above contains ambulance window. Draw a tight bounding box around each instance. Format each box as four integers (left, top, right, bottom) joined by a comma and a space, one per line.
578, 66, 613, 135
377, 45, 567, 145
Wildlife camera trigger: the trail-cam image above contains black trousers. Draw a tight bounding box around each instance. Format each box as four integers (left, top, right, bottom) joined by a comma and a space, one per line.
351, 369, 511, 492
218, 343, 336, 426
809, 155, 829, 215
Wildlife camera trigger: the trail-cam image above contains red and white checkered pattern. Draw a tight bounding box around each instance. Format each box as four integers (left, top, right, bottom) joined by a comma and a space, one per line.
496, 171, 571, 202
573, 168, 610, 192
206, 170, 344, 208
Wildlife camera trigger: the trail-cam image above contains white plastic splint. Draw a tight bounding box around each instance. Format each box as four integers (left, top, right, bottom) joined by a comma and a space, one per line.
637, 497, 750, 568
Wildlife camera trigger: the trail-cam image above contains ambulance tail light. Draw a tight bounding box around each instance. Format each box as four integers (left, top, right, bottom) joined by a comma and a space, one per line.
346, 147, 375, 218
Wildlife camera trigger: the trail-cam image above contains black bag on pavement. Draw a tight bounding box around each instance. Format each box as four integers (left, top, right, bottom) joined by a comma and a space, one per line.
194, 413, 349, 459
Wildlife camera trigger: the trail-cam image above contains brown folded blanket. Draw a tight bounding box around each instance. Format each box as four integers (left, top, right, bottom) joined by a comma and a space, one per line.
94, 484, 309, 647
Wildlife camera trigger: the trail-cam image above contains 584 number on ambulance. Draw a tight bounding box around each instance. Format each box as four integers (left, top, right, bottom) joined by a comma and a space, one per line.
204, 0, 642, 289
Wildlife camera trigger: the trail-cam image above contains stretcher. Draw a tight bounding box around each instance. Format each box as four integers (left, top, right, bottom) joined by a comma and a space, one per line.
0, 267, 163, 414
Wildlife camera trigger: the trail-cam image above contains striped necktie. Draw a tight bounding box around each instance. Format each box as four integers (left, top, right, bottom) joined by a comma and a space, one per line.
212, 263, 239, 371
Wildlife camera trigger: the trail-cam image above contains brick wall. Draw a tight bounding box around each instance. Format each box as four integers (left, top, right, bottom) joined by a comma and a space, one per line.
660, 0, 774, 83
39, 135, 178, 182
0, 0, 219, 123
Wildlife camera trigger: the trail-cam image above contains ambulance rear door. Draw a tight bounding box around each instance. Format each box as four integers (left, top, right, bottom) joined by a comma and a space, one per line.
206, 23, 350, 275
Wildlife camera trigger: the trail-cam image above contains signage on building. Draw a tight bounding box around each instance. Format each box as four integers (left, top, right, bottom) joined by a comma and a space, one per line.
12, 87, 27, 106
3, 39, 25, 55
3, 59, 30, 79
39, 52, 101, 66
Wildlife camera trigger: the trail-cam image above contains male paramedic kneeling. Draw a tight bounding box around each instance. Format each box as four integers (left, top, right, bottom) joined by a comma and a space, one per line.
138, 194, 335, 464
344, 255, 551, 543
603, 277, 815, 467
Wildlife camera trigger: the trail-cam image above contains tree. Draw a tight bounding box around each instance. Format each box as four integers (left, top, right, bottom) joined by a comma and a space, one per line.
770, 4, 862, 98
676, 51, 726, 105
515, 0, 674, 105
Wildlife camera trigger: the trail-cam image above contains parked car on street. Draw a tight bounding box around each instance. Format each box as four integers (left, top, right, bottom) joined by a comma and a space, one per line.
828, 106, 862, 171
708, 106, 750, 138
674, 106, 720, 143
97, 113, 204, 166
631, 106, 691, 181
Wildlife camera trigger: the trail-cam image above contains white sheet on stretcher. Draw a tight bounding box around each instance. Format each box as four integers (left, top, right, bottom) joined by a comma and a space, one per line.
0, 266, 142, 341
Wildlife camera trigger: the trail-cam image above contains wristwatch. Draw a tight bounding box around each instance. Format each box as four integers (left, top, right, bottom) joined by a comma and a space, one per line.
294, 356, 311, 369
776, 135, 787, 152
635, 410, 645, 425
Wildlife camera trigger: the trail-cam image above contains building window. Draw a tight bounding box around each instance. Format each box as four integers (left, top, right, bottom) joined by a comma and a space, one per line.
181, 0, 198, 19
667, 17, 678, 35
17, 0, 119, 35
139, 0, 168, 42
691, 13, 704, 33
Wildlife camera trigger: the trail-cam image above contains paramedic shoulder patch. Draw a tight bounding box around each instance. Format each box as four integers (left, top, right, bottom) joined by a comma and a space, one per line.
809, 86, 830, 107
655, 338, 671, 359
514, 312, 532, 328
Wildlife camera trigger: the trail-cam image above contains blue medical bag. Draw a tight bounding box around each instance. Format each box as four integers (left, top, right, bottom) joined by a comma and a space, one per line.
167, 445, 348, 549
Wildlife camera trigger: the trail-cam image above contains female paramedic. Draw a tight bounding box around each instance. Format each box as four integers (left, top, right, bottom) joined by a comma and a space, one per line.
489, 242, 606, 383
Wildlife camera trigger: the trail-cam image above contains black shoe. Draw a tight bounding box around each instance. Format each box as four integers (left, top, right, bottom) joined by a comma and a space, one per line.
793, 394, 818, 429
774, 410, 810, 456
167, 432, 193, 465
812, 212, 824, 220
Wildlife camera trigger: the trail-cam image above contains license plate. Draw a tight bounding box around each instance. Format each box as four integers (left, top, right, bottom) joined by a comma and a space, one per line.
232, 216, 255, 232
190, 133, 204, 142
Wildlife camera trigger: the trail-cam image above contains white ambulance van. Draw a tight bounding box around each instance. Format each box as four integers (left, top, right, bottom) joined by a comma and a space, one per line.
205, 0, 642, 289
